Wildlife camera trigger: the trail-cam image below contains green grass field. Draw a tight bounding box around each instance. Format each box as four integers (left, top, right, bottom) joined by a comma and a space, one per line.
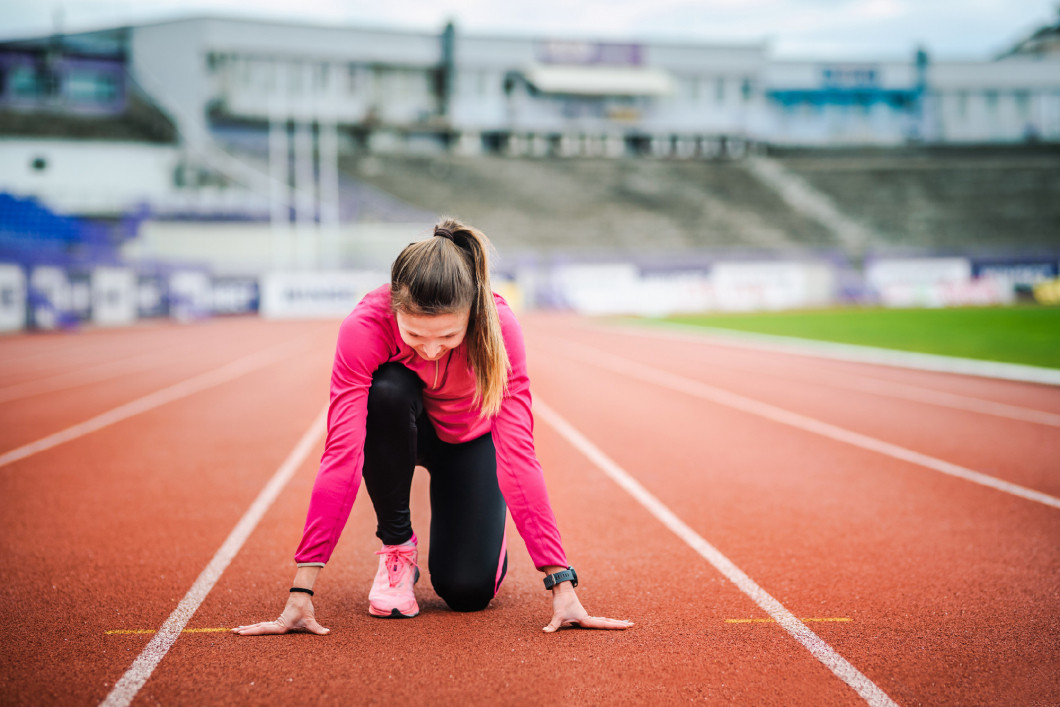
646, 306, 1060, 369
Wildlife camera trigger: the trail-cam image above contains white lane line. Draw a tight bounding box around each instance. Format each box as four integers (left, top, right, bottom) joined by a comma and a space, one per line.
0, 346, 191, 405
100, 406, 328, 707
551, 342, 1060, 511
534, 399, 898, 707
798, 368, 1060, 428
0, 340, 309, 469
595, 321, 1060, 387
617, 348, 1060, 428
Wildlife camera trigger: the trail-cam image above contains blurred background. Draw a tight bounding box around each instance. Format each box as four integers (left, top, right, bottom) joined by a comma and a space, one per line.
0, 1, 1058, 329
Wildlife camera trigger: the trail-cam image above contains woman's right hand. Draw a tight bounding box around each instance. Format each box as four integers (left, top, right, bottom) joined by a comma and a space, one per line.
232, 593, 330, 636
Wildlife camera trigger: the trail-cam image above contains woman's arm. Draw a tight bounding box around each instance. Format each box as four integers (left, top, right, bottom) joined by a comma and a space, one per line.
235, 291, 394, 636
491, 301, 632, 632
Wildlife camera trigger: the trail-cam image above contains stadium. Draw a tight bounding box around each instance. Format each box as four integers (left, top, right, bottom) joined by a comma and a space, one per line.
1, 7, 1059, 707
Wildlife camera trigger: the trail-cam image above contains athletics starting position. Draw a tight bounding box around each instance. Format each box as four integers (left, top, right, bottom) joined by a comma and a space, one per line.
234, 218, 632, 635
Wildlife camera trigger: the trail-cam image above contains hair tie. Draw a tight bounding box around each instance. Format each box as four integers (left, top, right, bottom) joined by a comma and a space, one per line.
434, 227, 454, 241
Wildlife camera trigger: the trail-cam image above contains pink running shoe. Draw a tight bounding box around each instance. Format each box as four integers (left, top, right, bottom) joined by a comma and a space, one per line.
368, 541, 420, 618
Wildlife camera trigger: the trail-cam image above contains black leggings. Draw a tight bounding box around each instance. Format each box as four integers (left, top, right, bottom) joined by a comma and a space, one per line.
362, 362, 508, 612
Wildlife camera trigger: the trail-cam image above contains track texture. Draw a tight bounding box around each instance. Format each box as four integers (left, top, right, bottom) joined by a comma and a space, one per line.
1, 314, 1057, 705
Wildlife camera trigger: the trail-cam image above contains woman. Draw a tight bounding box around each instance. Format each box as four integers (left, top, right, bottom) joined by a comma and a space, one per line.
234, 219, 631, 635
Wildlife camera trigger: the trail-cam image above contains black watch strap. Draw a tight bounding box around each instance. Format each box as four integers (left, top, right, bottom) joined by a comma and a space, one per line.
543, 566, 577, 590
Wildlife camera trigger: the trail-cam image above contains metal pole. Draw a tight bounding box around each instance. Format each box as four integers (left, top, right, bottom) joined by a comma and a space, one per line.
268, 100, 289, 271
318, 119, 341, 267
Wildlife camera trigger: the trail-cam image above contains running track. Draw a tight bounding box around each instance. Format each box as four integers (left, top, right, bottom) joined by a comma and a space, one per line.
1, 314, 1057, 705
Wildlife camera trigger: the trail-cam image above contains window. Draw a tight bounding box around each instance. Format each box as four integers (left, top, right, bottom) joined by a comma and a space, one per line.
855, 92, 871, 115
288, 61, 303, 94
312, 63, 329, 93
10, 65, 41, 98
1015, 91, 1031, 119
956, 91, 968, 120
741, 78, 753, 102
715, 77, 725, 104
348, 64, 359, 94
262, 60, 276, 92
70, 72, 117, 103
984, 90, 998, 113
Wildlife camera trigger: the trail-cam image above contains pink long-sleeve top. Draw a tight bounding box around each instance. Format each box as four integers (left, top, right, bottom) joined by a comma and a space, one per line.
294, 284, 567, 570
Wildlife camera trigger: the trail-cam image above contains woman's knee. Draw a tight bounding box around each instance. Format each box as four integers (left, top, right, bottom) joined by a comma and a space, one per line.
366, 364, 421, 417
432, 575, 497, 613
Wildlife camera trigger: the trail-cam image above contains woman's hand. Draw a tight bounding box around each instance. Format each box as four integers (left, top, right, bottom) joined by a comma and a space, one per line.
543, 584, 633, 633
232, 592, 330, 636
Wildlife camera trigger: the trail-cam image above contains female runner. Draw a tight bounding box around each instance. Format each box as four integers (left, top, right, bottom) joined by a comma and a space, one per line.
234, 218, 632, 635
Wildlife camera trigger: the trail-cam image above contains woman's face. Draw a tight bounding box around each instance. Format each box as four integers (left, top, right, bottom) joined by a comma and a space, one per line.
395, 309, 470, 362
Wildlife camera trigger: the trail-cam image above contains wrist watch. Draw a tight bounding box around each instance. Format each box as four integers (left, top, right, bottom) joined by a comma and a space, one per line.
543, 566, 578, 590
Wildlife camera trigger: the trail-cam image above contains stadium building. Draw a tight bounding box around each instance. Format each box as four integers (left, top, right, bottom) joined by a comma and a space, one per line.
1, 14, 1058, 330
2, 15, 1059, 215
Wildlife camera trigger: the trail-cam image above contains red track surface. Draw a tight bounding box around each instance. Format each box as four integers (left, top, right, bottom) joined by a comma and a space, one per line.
1, 315, 1057, 706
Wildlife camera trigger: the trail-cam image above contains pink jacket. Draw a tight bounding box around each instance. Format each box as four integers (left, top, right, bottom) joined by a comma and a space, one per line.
294, 284, 567, 570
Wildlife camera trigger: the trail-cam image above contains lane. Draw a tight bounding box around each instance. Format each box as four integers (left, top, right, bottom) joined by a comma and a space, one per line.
521, 326, 1060, 705
0, 318, 273, 385
534, 398, 896, 707
0, 321, 336, 705
112, 323, 882, 705
0, 319, 331, 451
591, 321, 1060, 415
6, 313, 1056, 704
142, 408, 865, 706
541, 319, 1060, 497
101, 406, 328, 707
0, 333, 248, 405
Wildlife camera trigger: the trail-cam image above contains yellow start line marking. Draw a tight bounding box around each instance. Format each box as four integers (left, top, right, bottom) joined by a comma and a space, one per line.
106, 628, 231, 635
726, 618, 852, 624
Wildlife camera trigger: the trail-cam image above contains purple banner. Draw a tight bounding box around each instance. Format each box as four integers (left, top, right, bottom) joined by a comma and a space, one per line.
537, 41, 643, 66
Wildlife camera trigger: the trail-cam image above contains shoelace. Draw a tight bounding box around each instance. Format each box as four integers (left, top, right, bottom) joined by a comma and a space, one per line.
375, 545, 418, 588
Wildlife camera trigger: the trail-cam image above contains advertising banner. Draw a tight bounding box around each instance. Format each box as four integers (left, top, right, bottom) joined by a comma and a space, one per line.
30, 266, 72, 330
0, 264, 26, 333
67, 271, 94, 323
91, 267, 136, 327
169, 271, 212, 322
211, 277, 260, 315
866, 258, 971, 290
260, 271, 388, 319
711, 261, 834, 312
136, 273, 169, 319
971, 260, 1058, 286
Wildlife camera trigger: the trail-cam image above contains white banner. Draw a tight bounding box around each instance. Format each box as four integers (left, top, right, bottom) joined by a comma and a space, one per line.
92, 267, 136, 327
711, 261, 834, 312
30, 266, 71, 330
550, 261, 834, 315
169, 271, 213, 322
866, 258, 971, 290
0, 264, 27, 333
878, 279, 1015, 308
260, 270, 388, 319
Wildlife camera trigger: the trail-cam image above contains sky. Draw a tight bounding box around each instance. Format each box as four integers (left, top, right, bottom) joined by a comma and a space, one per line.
1, 0, 1057, 60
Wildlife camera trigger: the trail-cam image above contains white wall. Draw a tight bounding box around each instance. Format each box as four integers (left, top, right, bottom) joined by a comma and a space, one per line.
0, 139, 181, 215
126, 221, 426, 274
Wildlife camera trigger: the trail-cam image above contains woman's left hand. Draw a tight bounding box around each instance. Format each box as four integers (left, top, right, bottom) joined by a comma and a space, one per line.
543, 585, 634, 633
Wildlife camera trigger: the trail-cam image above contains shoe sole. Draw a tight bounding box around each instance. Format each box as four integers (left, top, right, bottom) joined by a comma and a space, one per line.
369, 607, 419, 618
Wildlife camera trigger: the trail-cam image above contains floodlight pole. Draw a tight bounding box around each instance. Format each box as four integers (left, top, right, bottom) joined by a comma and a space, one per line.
268, 97, 291, 271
